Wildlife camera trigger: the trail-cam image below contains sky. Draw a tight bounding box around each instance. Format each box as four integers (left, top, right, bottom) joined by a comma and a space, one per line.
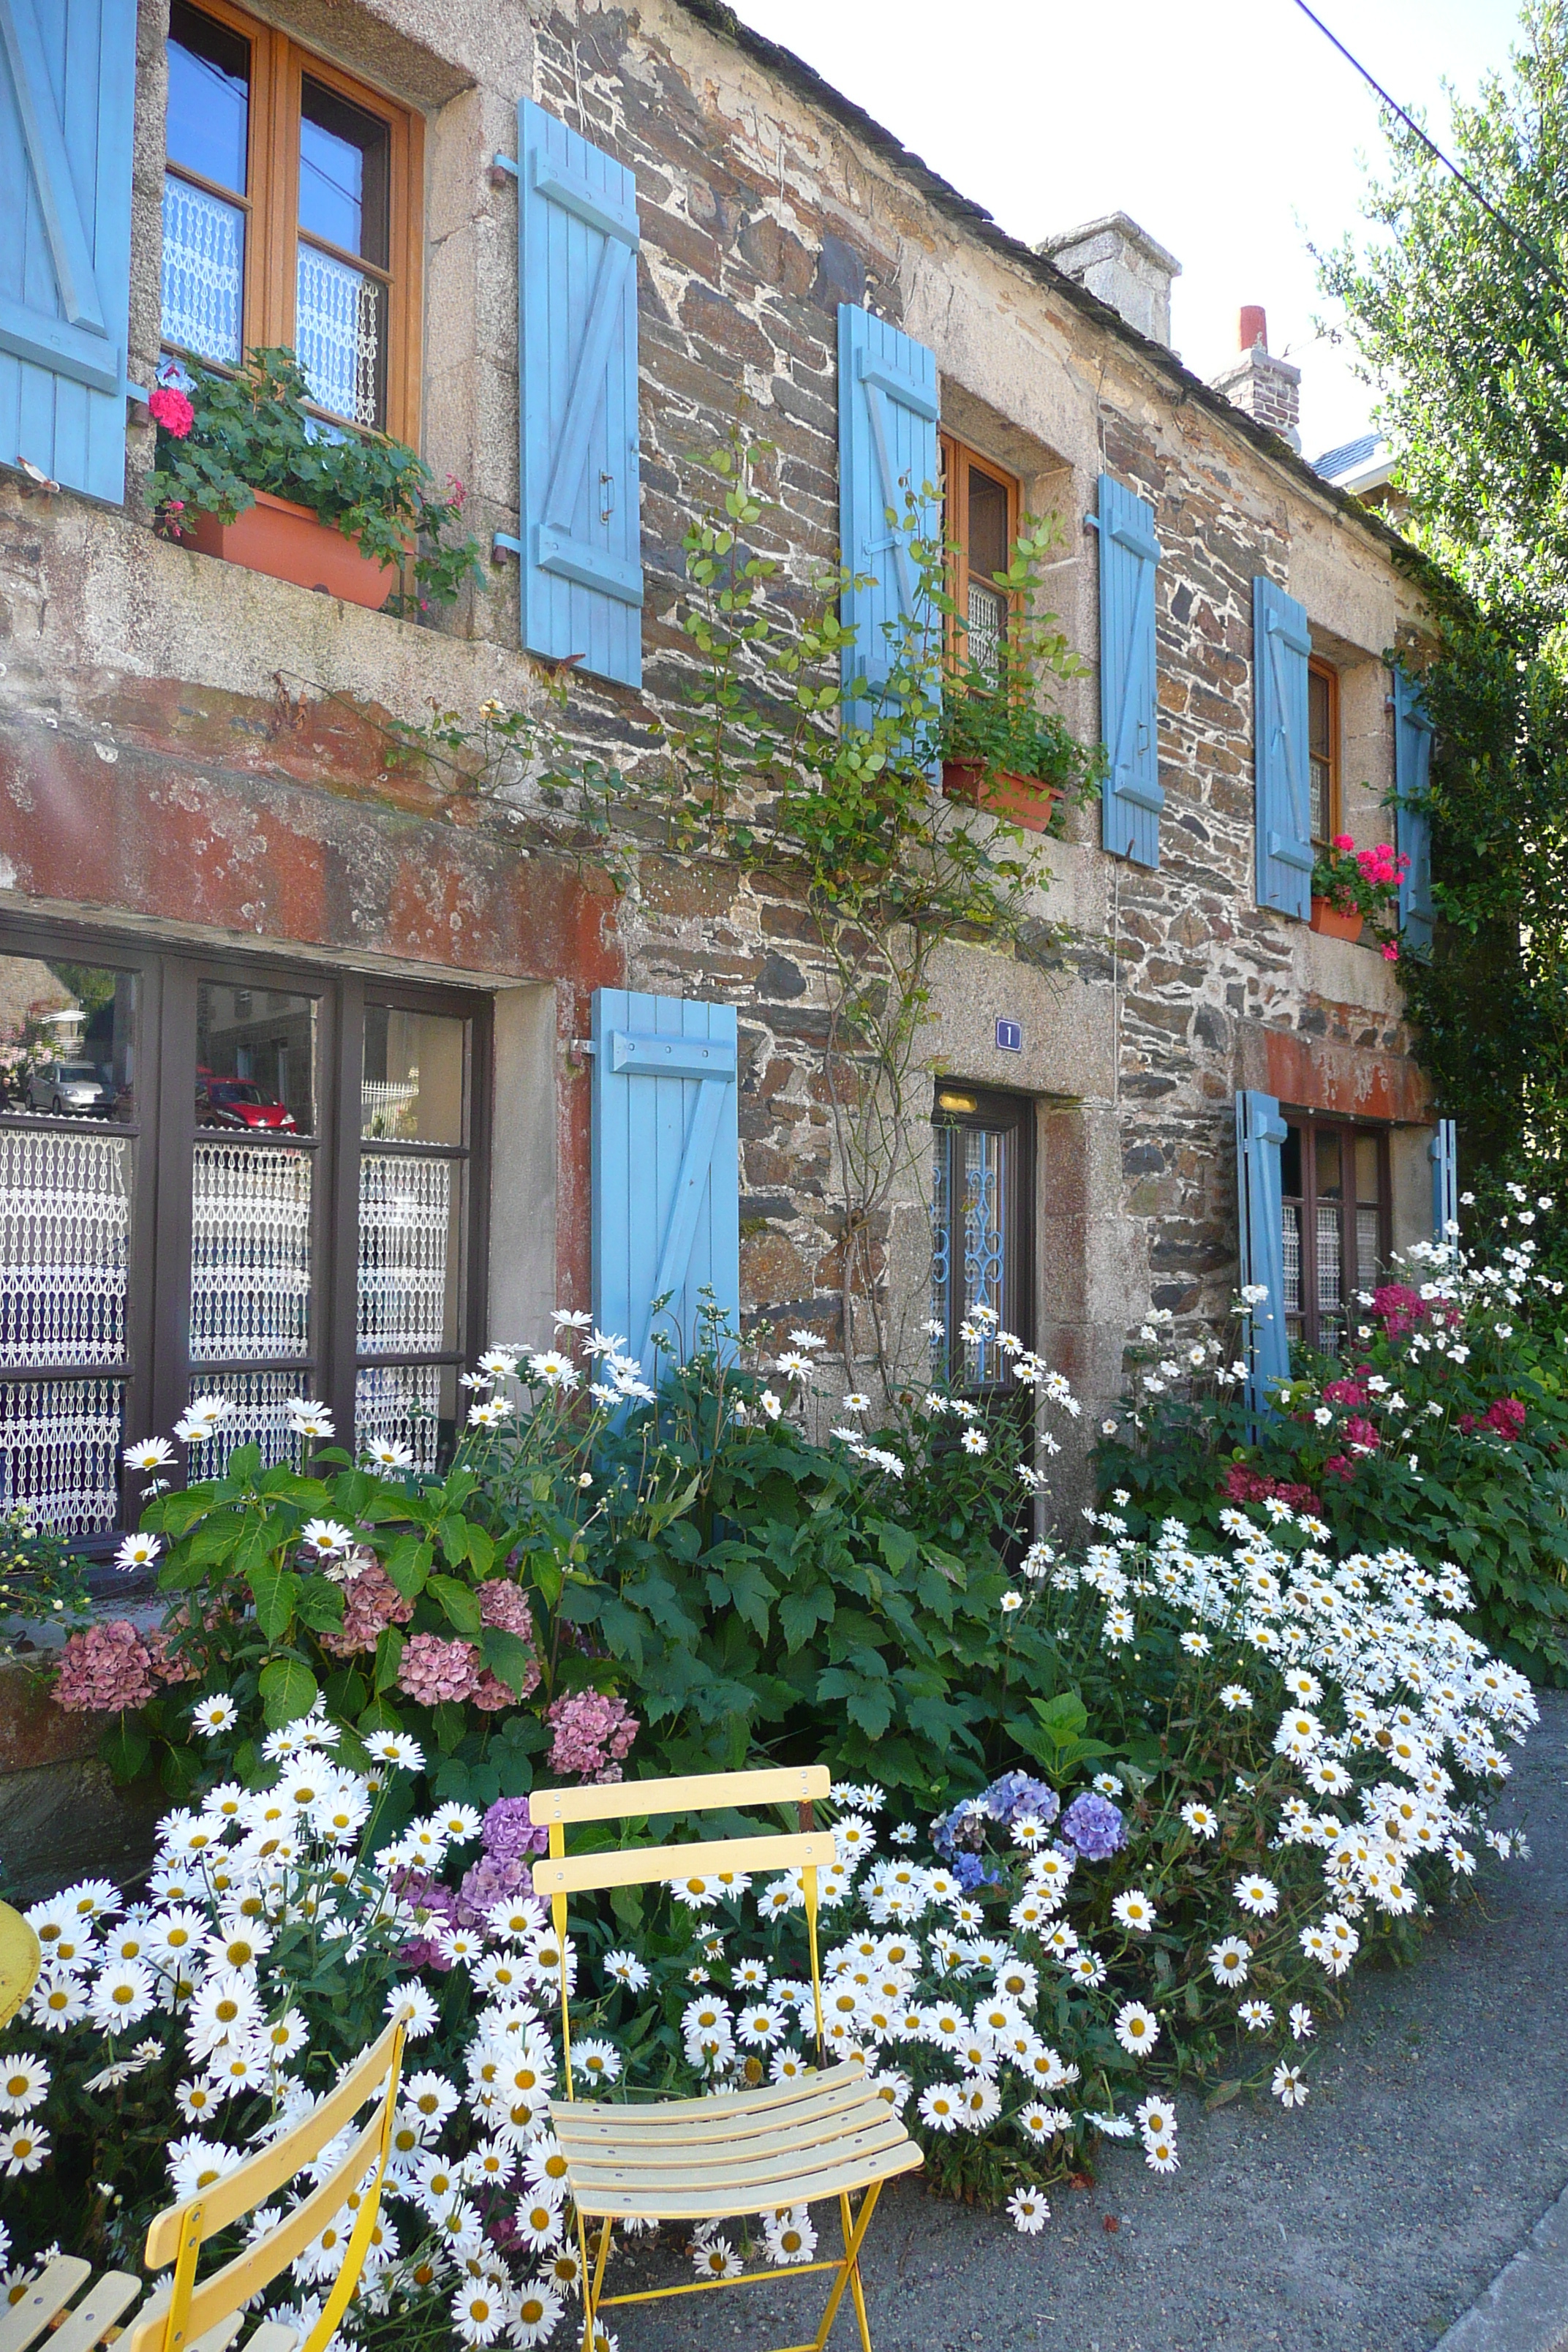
729, 0, 1526, 461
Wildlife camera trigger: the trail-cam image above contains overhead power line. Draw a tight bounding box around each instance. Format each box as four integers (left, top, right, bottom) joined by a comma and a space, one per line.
1288, 0, 1567, 290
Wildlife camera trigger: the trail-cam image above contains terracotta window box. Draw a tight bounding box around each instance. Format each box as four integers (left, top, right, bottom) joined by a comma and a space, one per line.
181, 489, 401, 610
1309, 895, 1364, 943
941, 759, 1062, 834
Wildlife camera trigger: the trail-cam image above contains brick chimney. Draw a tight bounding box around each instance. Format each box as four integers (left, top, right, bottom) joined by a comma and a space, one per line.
1209, 306, 1301, 451
1038, 212, 1181, 347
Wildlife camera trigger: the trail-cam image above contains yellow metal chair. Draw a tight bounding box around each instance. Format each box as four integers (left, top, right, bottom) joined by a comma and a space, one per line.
0, 2003, 411, 2352
531, 1764, 922, 2352
0, 1899, 42, 2030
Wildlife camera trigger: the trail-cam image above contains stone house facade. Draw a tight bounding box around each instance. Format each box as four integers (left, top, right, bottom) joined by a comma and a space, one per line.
0, 0, 1436, 1872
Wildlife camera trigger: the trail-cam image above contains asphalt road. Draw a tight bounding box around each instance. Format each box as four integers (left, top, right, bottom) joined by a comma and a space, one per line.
603, 1687, 1568, 2352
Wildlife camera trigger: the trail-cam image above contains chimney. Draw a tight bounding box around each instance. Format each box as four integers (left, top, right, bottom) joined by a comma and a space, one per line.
1037, 211, 1181, 347
1210, 306, 1301, 451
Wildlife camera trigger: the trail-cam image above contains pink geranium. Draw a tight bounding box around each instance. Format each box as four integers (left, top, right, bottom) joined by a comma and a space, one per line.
148, 384, 194, 437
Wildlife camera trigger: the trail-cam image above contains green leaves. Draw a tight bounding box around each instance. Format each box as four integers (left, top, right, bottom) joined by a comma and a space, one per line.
258, 1656, 319, 1728
1012, 1693, 1116, 1779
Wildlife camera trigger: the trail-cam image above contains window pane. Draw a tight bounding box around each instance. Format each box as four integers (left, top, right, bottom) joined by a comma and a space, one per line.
930, 1128, 951, 1367
966, 581, 1006, 684
961, 1126, 1008, 1384
358, 1155, 459, 1356
295, 245, 386, 426
1, 1126, 131, 1368
299, 80, 389, 264
362, 1007, 465, 1142
1315, 1126, 1342, 1199
1356, 1204, 1382, 1292
197, 982, 316, 1135
1308, 670, 1333, 843
1354, 1133, 1381, 1202
0, 1376, 123, 1534
162, 173, 244, 364
1282, 1202, 1303, 1336
1316, 1200, 1343, 1351
166, 2, 249, 193
356, 1360, 455, 1475
1281, 1122, 1303, 1198
191, 1142, 313, 1362
967, 466, 1009, 583
1, 954, 137, 1118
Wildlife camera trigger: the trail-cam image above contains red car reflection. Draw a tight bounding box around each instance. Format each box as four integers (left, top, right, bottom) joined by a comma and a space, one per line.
197, 1077, 298, 1131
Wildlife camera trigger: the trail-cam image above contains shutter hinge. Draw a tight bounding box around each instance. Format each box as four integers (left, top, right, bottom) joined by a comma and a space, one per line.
491, 152, 519, 182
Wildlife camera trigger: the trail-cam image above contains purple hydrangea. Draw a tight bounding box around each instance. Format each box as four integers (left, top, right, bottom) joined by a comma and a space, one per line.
1059, 1790, 1126, 1861
481, 1794, 549, 1863
951, 1851, 1004, 1892
983, 1771, 1060, 1831
930, 1795, 990, 1861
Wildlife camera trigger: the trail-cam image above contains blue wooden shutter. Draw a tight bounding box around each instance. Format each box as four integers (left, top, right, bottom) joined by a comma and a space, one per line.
1253, 577, 1313, 917
1236, 1088, 1290, 1406
515, 99, 641, 687
591, 988, 740, 1376
1393, 665, 1435, 952
1431, 1117, 1458, 1243
1096, 472, 1162, 867
837, 304, 939, 716
0, 0, 135, 503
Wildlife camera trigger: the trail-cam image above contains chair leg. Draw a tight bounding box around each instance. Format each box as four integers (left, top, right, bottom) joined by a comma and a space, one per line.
580, 2216, 612, 2352
839, 2191, 875, 2352
809, 2182, 883, 2352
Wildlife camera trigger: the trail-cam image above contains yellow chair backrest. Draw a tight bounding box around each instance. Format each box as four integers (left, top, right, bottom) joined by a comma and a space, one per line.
530, 1764, 835, 2096
0, 1902, 42, 2032
129, 2006, 411, 2352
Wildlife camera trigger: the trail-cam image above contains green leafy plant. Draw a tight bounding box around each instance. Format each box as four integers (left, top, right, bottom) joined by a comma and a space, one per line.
0, 1509, 91, 1660
147, 348, 485, 613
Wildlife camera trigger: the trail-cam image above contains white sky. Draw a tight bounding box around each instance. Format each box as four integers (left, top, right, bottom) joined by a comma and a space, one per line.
730, 0, 1524, 461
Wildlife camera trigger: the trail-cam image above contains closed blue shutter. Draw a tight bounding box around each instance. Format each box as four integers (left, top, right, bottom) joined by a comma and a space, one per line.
1393, 665, 1435, 952
1253, 577, 1313, 917
515, 98, 641, 687
1431, 1117, 1458, 1243
591, 988, 740, 1378
1096, 472, 1162, 867
837, 304, 939, 718
1236, 1088, 1290, 1406
0, 0, 135, 503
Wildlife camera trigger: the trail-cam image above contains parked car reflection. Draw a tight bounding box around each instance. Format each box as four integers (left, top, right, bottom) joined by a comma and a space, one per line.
27, 1060, 115, 1116
197, 1075, 299, 1131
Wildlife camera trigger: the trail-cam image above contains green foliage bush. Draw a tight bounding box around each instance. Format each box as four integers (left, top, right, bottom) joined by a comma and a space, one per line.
1095, 1236, 1568, 1680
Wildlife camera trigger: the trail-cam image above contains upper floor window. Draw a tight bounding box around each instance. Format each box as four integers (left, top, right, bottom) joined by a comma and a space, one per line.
1281, 1115, 1389, 1355
1308, 657, 1340, 848
930, 1085, 1033, 1390
941, 435, 1019, 685
162, 0, 421, 435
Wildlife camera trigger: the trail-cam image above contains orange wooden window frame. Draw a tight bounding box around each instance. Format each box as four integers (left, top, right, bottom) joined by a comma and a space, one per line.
1308, 656, 1341, 846
162, 0, 423, 444
940, 431, 1021, 671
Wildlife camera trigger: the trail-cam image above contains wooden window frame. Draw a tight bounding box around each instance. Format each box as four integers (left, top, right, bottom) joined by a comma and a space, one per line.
940, 431, 1021, 674
0, 912, 489, 1560
162, 0, 423, 442
1308, 656, 1341, 848
1280, 1112, 1390, 1354
930, 1082, 1035, 1395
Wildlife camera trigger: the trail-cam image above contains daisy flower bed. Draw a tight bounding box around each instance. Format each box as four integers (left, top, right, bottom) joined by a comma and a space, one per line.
0, 1501, 1534, 2348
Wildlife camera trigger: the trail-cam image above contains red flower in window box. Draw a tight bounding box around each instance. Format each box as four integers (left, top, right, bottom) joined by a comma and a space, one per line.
148, 384, 194, 439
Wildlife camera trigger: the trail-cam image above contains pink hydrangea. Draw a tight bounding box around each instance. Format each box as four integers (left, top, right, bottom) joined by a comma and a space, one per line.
396, 1632, 480, 1706
53, 1619, 158, 1713
143, 1623, 195, 1685
316, 1557, 414, 1659
546, 1690, 639, 1782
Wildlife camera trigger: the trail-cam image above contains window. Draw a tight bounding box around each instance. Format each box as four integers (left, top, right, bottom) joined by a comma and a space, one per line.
1281, 1117, 1389, 1354
161, 0, 421, 434
1308, 658, 1340, 848
930, 1086, 1033, 1389
941, 435, 1019, 685
0, 919, 489, 1545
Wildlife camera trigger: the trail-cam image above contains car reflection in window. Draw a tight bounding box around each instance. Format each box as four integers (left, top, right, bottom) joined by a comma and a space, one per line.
197, 1074, 299, 1132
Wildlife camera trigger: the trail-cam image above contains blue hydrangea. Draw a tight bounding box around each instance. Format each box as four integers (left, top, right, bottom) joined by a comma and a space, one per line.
951, 1851, 1004, 1891
930, 1795, 990, 1860
1060, 1789, 1126, 1860
982, 1771, 1061, 1830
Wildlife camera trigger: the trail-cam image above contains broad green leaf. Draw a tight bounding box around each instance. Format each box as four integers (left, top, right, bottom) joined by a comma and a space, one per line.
382, 1535, 431, 1599
259, 1656, 319, 1728
429, 1574, 483, 1635
249, 1561, 301, 1643
480, 1627, 537, 1697
373, 1626, 405, 1695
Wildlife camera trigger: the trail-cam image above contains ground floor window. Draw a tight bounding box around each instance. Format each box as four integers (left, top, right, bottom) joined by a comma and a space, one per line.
0, 916, 490, 1543
1281, 1115, 1390, 1354
930, 1085, 1034, 1390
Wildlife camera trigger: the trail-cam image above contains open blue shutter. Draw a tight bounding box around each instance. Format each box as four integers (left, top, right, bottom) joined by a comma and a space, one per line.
1236, 1088, 1289, 1407
837, 304, 939, 718
1393, 666, 1435, 952
591, 988, 740, 1377
1253, 577, 1313, 917
1096, 472, 1162, 867
516, 99, 641, 687
1431, 1117, 1458, 1243
0, 0, 135, 503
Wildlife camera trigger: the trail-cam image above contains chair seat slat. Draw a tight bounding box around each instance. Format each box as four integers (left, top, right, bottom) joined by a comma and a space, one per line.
43, 2273, 143, 2352
0, 2260, 94, 2352
551, 2072, 876, 2144
238, 2323, 301, 2352
534, 1829, 835, 1900
566, 2133, 924, 2220
565, 2111, 909, 2187
530, 1766, 830, 1828
555, 2095, 901, 2164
